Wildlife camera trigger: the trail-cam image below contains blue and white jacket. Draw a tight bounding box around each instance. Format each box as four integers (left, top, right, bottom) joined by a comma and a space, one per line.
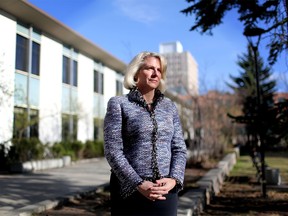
104, 88, 187, 199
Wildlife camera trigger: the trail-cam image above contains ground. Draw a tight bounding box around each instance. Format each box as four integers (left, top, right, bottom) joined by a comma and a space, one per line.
201, 176, 288, 216
37, 166, 288, 216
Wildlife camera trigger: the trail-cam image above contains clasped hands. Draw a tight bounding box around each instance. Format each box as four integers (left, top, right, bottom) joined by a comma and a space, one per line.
137, 178, 176, 201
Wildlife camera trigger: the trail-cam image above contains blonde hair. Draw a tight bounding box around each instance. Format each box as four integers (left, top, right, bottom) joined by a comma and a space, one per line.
123, 51, 167, 92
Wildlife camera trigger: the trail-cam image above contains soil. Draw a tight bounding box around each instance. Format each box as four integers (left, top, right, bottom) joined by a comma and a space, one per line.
37, 166, 288, 216
200, 176, 288, 216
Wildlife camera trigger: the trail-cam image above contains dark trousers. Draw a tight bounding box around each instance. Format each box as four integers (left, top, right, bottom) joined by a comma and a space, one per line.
110, 173, 178, 216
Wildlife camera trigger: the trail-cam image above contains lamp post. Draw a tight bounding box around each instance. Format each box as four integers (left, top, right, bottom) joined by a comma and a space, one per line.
244, 28, 267, 198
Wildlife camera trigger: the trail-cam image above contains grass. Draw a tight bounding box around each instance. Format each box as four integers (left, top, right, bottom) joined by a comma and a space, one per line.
230, 151, 288, 183
201, 151, 288, 216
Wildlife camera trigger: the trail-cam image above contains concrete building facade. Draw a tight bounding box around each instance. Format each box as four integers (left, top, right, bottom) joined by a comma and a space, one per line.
159, 41, 198, 96
0, 0, 126, 146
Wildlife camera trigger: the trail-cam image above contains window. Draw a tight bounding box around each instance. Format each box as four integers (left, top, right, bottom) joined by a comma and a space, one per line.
62, 114, 77, 141
62, 56, 78, 87
94, 118, 103, 140
94, 70, 104, 94
13, 107, 39, 138
16, 34, 29, 72
116, 80, 123, 95
29, 111, 39, 138
15, 34, 40, 75
93, 126, 99, 140
73, 60, 78, 87
32, 42, 40, 75
62, 56, 70, 84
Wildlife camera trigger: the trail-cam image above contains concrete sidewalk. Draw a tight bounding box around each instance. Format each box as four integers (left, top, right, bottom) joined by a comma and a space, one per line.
0, 158, 111, 216
0, 156, 213, 216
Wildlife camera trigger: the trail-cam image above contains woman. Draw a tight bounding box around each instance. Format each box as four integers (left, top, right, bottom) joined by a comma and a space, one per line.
104, 51, 187, 216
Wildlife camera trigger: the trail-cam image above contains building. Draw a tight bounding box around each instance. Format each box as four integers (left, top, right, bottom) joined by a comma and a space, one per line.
0, 0, 126, 146
159, 41, 198, 96
274, 92, 288, 103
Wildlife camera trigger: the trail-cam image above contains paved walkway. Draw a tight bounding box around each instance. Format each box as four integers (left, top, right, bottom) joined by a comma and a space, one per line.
0, 158, 111, 216
0, 158, 196, 216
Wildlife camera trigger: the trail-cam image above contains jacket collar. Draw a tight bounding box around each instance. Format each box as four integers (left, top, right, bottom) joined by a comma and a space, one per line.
127, 87, 164, 109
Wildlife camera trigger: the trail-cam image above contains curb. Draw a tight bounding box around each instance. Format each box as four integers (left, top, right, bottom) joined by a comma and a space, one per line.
177, 151, 238, 216
10, 183, 110, 216
9, 157, 101, 174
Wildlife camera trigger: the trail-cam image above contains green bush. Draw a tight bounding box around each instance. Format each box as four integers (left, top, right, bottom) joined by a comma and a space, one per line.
0, 144, 9, 171
94, 140, 104, 156
50, 140, 85, 161
7, 138, 104, 163
83, 140, 104, 158
70, 140, 84, 159
2, 138, 104, 167
8, 138, 44, 163
51, 142, 65, 158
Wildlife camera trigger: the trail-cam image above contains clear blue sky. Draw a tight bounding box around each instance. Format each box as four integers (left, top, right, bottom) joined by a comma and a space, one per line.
28, 0, 287, 93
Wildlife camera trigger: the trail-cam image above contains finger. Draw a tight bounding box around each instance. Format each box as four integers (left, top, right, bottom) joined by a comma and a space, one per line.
157, 196, 166, 200
155, 194, 166, 200
150, 187, 167, 192
149, 193, 160, 200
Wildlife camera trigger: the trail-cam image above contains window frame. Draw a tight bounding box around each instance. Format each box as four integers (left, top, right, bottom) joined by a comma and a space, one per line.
62, 48, 78, 87
116, 79, 123, 96
94, 70, 104, 94
15, 23, 41, 76
15, 34, 29, 72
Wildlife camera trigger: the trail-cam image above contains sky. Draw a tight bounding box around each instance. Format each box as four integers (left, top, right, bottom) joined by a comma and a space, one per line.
28, 0, 288, 94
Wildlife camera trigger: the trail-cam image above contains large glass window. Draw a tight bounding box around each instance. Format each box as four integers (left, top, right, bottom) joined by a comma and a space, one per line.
62, 56, 78, 87
62, 114, 77, 141
13, 107, 39, 138
62, 56, 70, 84
94, 70, 104, 94
32, 42, 40, 75
15, 34, 40, 75
94, 118, 103, 140
116, 80, 123, 96
16, 34, 29, 72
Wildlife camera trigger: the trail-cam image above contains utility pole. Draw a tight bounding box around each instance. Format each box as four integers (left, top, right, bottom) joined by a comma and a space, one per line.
245, 31, 267, 198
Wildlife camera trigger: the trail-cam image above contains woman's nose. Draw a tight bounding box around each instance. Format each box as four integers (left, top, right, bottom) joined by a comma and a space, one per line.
151, 69, 158, 76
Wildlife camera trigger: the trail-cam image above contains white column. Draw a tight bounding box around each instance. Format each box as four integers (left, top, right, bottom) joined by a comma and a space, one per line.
77, 54, 94, 142
38, 36, 62, 144
0, 13, 16, 147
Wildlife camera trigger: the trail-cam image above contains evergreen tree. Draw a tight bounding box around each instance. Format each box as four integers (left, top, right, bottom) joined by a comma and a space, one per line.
228, 44, 277, 152
181, 0, 288, 65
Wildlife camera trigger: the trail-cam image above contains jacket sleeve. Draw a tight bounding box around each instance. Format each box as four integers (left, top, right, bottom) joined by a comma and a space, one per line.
169, 102, 187, 191
103, 97, 143, 198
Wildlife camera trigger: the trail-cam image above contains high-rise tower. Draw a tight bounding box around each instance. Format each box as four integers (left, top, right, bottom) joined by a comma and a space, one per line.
159, 41, 198, 96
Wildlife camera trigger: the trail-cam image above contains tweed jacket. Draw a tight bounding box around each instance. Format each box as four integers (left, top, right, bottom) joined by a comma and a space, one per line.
104, 88, 187, 199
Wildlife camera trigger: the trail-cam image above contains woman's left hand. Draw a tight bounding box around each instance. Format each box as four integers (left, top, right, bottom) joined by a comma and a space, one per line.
150, 178, 176, 197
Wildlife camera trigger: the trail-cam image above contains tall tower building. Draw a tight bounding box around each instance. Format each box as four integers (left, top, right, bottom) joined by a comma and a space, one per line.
159, 41, 198, 96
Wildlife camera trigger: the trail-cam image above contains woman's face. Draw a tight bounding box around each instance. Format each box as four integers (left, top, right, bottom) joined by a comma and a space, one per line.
136, 56, 162, 92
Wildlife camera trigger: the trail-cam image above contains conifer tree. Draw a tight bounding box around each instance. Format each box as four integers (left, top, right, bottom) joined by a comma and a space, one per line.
181, 0, 288, 65
228, 44, 277, 152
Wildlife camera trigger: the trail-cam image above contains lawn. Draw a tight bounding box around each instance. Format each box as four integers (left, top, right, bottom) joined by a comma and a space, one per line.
201, 150, 288, 215
230, 151, 288, 183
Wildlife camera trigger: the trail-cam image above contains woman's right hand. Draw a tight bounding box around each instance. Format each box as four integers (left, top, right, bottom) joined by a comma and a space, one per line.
137, 181, 167, 201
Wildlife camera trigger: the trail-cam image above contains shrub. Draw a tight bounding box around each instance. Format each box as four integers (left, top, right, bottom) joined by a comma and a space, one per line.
51, 142, 66, 158
83, 140, 104, 158
0, 144, 9, 171
8, 138, 44, 163
50, 140, 85, 161
70, 140, 84, 159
